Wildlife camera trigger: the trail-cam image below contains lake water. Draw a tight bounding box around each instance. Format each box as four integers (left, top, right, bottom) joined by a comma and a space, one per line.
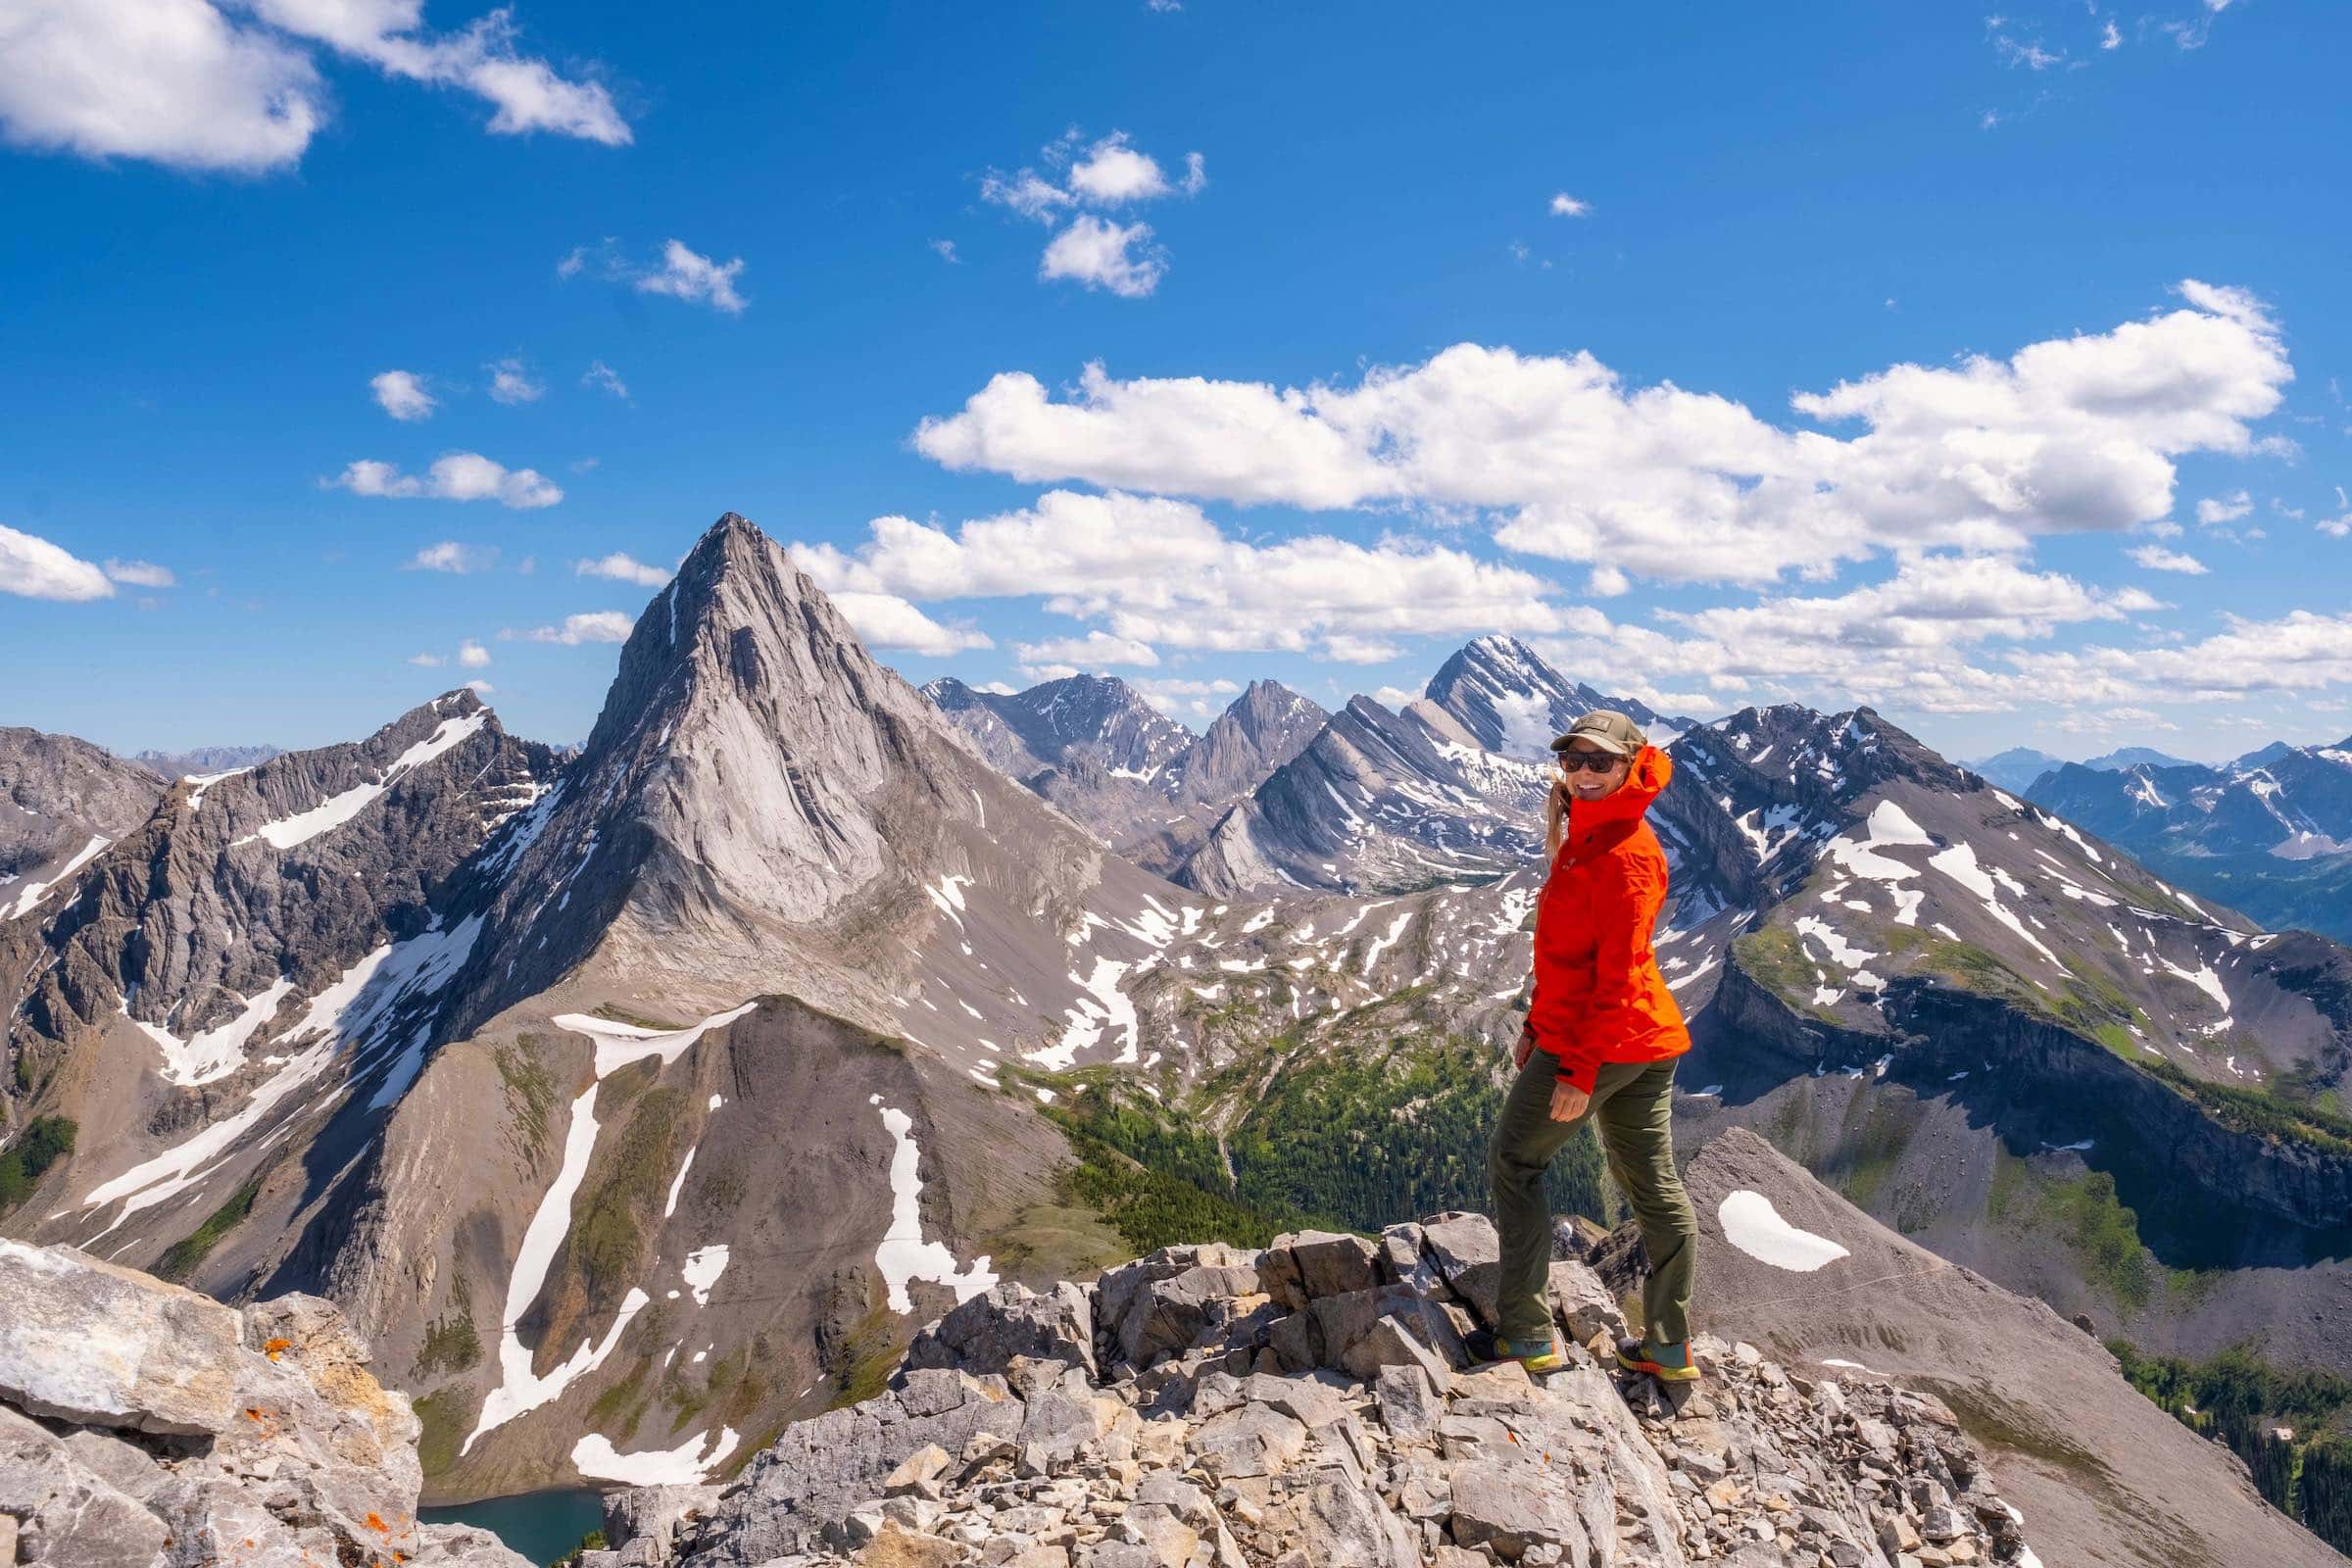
419, 1487, 608, 1565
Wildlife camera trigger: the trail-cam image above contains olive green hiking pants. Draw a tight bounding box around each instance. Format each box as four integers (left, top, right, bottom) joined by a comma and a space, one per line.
1489, 1050, 1696, 1350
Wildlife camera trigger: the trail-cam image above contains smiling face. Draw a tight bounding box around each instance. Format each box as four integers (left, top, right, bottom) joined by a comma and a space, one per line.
1560, 738, 1633, 801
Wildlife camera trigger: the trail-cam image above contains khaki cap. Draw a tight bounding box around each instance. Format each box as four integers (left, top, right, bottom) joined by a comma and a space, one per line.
1550, 710, 1646, 756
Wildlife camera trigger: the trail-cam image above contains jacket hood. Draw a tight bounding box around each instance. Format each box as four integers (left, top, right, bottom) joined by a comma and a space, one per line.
1567, 744, 1673, 830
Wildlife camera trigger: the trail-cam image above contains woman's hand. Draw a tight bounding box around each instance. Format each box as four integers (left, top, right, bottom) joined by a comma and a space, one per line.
1549, 1080, 1591, 1123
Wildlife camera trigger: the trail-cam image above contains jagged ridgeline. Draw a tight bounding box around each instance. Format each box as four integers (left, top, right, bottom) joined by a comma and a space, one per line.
1, 512, 2348, 1560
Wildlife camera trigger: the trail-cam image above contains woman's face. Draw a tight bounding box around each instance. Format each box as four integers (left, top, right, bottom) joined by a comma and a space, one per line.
1560, 740, 1631, 802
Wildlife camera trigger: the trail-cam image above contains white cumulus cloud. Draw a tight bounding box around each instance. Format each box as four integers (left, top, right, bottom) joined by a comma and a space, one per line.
1548, 192, 1591, 217
791, 489, 1579, 662
404, 540, 496, 573
333, 453, 563, 509
575, 552, 670, 587
561, 238, 746, 314
2127, 545, 2209, 573
510, 611, 633, 645
912, 281, 2293, 586
1040, 216, 1165, 299
486, 358, 544, 405
1013, 630, 1159, 667
370, 369, 436, 420
827, 592, 993, 656
2194, 489, 2252, 525
458, 638, 491, 667
0, 0, 624, 174
0, 523, 113, 601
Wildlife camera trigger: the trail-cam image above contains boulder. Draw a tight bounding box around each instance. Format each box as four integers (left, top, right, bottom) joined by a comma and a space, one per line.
1417, 1212, 1503, 1326
0, 1238, 242, 1436
907, 1281, 1097, 1380
1275, 1231, 1380, 1301
604, 1483, 725, 1560
1446, 1460, 1591, 1562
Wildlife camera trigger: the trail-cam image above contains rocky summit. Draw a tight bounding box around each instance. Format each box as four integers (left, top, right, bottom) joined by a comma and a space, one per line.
0, 1236, 525, 1567
584, 1209, 2043, 1568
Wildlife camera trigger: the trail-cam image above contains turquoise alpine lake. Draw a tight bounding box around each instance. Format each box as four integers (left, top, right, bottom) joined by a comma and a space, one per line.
419, 1487, 608, 1565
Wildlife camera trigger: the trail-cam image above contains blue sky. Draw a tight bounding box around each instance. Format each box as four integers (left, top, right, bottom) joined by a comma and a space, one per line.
4, 0, 2348, 763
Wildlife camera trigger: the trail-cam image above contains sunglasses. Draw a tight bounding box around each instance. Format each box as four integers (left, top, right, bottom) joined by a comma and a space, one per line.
1557, 752, 1628, 774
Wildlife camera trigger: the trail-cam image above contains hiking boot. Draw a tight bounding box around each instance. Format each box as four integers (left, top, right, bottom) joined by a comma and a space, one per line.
1464, 1327, 1570, 1375
1616, 1335, 1702, 1383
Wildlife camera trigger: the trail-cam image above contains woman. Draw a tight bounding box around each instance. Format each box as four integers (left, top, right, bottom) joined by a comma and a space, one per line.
1480, 709, 1700, 1381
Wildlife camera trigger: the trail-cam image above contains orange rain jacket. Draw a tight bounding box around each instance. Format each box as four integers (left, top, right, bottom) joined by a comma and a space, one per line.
1527, 744, 1692, 1094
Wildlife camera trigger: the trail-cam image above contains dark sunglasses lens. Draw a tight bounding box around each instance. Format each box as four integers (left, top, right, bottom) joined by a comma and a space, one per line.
1563, 753, 1619, 773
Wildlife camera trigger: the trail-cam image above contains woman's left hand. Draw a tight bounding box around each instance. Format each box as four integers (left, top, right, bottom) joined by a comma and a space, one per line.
1549, 1081, 1591, 1123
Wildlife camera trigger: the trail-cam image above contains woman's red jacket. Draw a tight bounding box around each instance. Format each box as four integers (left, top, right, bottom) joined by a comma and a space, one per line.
1528, 744, 1692, 1093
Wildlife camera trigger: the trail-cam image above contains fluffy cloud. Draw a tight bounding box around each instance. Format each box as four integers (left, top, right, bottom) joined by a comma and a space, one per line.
463, 677, 494, 695
247, 0, 626, 143
408, 652, 444, 666
1548, 192, 1591, 217
458, 639, 490, 667
561, 238, 747, 314
581, 360, 628, 399
486, 358, 543, 404
826, 592, 993, 656
2128, 544, 2208, 573
2011, 609, 2352, 704
791, 489, 1580, 662
1039, 216, 1165, 299
912, 281, 2292, 585
980, 170, 1073, 223
1134, 676, 1242, 721
576, 551, 670, 588
404, 540, 497, 572
636, 239, 746, 314
1065, 131, 1201, 203
0, 0, 622, 174
370, 369, 436, 420
1014, 630, 1159, 668
0, 0, 320, 172
103, 559, 174, 587
2194, 489, 2252, 525
509, 611, 633, 645
333, 453, 562, 509
980, 130, 1201, 298
0, 523, 113, 601
1529, 556, 2161, 716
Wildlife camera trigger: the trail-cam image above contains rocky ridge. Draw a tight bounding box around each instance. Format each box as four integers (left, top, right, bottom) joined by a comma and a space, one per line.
0, 726, 164, 925
0, 1236, 524, 1566
587, 1206, 2042, 1568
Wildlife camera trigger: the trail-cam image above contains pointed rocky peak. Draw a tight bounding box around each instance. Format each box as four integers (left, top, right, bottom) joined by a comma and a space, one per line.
976, 673, 1194, 782
1424, 634, 1661, 760
1680, 704, 1974, 808
1172, 680, 1329, 808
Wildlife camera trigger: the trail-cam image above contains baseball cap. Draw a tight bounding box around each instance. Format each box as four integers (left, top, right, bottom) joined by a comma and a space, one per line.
1550, 710, 1646, 756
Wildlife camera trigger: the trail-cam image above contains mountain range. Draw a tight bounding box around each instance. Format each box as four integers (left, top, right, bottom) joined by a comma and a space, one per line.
3, 511, 2347, 1556
2026, 740, 2352, 943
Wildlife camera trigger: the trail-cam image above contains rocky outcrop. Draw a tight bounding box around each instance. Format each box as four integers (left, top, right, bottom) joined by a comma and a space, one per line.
0, 726, 161, 926
0, 1238, 525, 1567
596, 1212, 2043, 1568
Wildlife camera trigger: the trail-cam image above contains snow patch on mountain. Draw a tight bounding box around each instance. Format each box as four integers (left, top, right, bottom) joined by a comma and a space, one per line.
234, 710, 489, 850
571, 1424, 741, 1487
1718, 1190, 1852, 1272
122, 975, 295, 1087
873, 1102, 998, 1312
3, 832, 110, 920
